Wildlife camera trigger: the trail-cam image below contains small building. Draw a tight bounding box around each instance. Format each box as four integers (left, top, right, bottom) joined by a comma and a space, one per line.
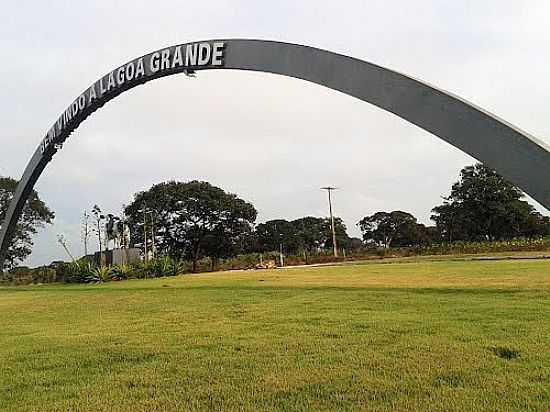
93, 248, 141, 266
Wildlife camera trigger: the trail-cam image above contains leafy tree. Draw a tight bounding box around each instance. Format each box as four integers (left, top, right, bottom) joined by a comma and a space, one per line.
415, 224, 440, 246
255, 216, 351, 261
321, 217, 352, 251
347, 237, 364, 251
201, 214, 256, 267
429, 202, 468, 242
522, 212, 550, 239
255, 219, 300, 254
292, 217, 327, 254
0, 176, 54, 269
358, 211, 421, 248
125, 181, 257, 272
431, 163, 546, 241
287, 216, 349, 254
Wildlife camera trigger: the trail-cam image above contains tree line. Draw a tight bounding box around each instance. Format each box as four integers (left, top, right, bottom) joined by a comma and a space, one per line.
1, 163, 550, 271
120, 164, 550, 270
360, 164, 550, 248
122, 181, 360, 271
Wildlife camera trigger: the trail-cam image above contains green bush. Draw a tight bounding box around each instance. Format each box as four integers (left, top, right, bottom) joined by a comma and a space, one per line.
127, 257, 188, 279
109, 264, 131, 281
63, 261, 101, 283
93, 266, 111, 282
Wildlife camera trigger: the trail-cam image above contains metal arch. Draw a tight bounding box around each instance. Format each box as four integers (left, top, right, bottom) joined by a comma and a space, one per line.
2, 38, 550, 270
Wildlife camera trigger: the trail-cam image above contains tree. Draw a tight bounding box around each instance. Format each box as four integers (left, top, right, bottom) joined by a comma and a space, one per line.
90, 205, 105, 258
291, 217, 327, 255
415, 224, 440, 246
430, 202, 468, 242
254, 216, 351, 262
0, 176, 54, 269
358, 211, 421, 248
125, 181, 257, 272
522, 212, 550, 239
321, 217, 352, 251
291, 216, 350, 261
255, 219, 300, 254
347, 237, 364, 251
431, 163, 544, 241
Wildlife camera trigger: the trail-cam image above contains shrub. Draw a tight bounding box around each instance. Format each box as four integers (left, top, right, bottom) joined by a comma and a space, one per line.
63, 261, 100, 283
93, 266, 112, 282
110, 264, 131, 281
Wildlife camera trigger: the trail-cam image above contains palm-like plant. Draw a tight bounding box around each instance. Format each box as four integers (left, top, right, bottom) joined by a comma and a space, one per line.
93, 265, 112, 282
110, 264, 131, 280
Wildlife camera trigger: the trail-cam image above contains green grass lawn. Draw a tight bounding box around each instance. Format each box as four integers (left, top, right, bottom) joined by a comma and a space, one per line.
2, 259, 550, 411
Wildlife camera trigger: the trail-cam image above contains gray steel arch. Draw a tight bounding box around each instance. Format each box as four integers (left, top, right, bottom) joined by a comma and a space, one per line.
2, 39, 550, 270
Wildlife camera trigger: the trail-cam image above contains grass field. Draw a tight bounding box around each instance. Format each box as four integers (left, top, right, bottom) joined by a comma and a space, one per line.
2, 258, 550, 411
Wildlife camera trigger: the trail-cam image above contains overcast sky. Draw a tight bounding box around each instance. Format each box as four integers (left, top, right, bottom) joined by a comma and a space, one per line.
2, 1, 550, 266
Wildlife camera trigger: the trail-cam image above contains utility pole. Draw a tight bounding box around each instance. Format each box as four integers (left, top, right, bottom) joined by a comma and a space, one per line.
274, 223, 284, 267
146, 210, 155, 260
151, 215, 155, 260
143, 209, 148, 263
321, 186, 339, 257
